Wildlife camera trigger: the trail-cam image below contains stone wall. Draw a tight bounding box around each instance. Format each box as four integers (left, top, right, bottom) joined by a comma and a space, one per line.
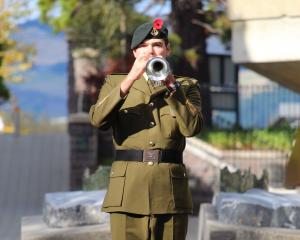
199, 203, 300, 240
185, 137, 288, 188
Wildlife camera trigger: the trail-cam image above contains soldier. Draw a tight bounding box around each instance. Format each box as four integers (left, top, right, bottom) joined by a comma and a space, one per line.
90, 18, 203, 240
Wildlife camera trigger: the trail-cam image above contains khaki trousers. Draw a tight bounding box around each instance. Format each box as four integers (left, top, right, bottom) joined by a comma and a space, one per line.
110, 212, 188, 240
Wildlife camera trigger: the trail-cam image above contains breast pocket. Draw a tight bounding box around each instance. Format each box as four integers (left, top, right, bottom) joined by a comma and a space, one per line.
117, 107, 145, 138
103, 162, 128, 207
170, 165, 193, 209
159, 106, 179, 138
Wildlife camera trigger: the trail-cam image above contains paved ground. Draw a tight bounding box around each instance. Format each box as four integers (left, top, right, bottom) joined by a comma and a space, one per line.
0, 134, 69, 240
0, 134, 200, 240
187, 216, 199, 240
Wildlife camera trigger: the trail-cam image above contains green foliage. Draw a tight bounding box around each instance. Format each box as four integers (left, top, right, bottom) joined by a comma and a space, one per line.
167, 33, 182, 66
0, 77, 10, 101
0, 110, 67, 134
221, 167, 268, 193
82, 165, 111, 190
204, 0, 231, 45
198, 127, 296, 151
38, 0, 148, 58
0, 1, 34, 100
184, 48, 198, 68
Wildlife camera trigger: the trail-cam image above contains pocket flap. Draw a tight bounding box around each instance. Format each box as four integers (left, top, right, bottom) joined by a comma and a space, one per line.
110, 162, 128, 177
120, 108, 141, 115
160, 106, 170, 116
160, 106, 176, 117
170, 166, 187, 178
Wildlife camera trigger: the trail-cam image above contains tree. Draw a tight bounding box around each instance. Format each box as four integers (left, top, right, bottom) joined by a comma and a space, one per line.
38, 0, 148, 61
0, 0, 34, 101
37, 0, 149, 165
38, 0, 148, 113
169, 0, 211, 126
169, 0, 230, 127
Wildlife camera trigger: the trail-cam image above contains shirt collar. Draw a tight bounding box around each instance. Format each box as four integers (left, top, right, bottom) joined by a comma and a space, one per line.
143, 72, 149, 82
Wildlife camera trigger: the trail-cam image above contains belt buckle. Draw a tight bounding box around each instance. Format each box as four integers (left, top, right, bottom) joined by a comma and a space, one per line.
143, 150, 160, 163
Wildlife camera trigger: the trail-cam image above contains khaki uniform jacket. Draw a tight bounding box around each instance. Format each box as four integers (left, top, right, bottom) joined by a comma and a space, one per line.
89, 74, 203, 215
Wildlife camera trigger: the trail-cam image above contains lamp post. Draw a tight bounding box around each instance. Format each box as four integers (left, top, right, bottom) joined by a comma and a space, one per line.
11, 96, 20, 137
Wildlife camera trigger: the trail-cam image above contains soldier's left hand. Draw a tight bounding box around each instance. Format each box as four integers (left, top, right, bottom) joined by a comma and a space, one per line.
164, 74, 176, 86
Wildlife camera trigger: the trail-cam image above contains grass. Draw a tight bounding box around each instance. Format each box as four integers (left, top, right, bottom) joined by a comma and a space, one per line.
197, 127, 296, 151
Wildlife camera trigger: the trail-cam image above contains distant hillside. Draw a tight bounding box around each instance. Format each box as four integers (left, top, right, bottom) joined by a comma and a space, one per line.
8, 87, 67, 117
6, 19, 68, 118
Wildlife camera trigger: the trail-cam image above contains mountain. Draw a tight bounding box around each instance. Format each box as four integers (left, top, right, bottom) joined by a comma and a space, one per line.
6, 19, 68, 118
8, 87, 67, 117
13, 62, 67, 95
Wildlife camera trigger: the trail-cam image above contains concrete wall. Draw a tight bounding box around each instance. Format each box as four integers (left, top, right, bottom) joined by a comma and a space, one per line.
227, 0, 300, 93
228, 0, 300, 63
228, 0, 300, 20
230, 18, 300, 63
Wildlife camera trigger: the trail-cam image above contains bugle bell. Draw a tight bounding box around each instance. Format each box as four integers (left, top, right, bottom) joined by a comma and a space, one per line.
146, 57, 170, 86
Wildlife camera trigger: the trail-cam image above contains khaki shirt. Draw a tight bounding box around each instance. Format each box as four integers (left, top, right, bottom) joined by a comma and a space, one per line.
89, 74, 203, 214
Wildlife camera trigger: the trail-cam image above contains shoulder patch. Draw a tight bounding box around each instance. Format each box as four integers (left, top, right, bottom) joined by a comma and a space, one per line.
175, 76, 198, 86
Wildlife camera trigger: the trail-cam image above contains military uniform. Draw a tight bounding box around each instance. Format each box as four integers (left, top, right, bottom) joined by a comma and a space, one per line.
89, 17, 203, 240
89, 74, 203, 238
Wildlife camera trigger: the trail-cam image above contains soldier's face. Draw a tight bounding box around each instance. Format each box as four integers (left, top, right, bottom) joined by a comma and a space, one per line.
133, 39, 170, 59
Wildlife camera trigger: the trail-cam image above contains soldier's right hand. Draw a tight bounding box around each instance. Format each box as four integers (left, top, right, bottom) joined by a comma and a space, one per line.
127, 52, 153, 81
120, 52, 152, 98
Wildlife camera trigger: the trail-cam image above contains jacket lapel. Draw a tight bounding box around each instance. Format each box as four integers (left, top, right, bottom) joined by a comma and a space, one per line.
131, 75, 168, 101
148, 81, 167, 98
132, 76, 151, 96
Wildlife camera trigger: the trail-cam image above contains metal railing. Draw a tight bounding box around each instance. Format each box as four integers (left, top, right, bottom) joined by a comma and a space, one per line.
198, 83, 300, 187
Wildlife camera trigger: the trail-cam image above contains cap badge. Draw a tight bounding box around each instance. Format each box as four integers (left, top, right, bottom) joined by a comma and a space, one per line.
151, 28, 159, 36
151, 18, 163, 36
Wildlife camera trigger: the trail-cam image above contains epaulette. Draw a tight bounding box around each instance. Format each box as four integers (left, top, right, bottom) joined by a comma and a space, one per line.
109, 73, 128, 75
106, 73, 128, 84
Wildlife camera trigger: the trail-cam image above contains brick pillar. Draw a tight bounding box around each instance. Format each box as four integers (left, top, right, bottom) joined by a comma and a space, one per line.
68, 113, 98, 190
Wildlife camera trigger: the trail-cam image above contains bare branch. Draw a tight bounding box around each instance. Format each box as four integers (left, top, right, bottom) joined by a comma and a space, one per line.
191, 19, 221, 35
195, 9, 205, 15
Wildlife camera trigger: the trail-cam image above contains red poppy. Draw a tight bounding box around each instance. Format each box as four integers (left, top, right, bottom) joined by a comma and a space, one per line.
153, 18, 163, 30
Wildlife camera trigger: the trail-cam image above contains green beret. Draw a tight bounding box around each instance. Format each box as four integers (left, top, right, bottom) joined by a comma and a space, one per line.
131, 19, 168, 49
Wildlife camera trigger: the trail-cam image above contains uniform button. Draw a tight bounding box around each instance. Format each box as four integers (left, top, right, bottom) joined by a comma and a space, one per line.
124, 109, 128, 114
147, 161, 154, 166
149, 102, 154, 107
149, 121, 155, 127
149, 141, 155, 147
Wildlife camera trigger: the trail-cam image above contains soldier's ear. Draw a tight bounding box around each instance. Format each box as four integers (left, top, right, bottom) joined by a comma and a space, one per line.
166, 43, 171, 56
133, 49, 138, 58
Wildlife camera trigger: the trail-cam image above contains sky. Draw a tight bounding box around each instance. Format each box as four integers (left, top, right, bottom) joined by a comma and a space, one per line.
15, 23, 68, 66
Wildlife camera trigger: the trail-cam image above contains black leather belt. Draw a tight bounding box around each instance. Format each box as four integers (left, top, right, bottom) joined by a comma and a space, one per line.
115, 149, 183, 164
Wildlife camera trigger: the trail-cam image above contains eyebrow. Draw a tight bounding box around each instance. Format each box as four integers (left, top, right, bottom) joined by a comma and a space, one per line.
142, 41, 164, 46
